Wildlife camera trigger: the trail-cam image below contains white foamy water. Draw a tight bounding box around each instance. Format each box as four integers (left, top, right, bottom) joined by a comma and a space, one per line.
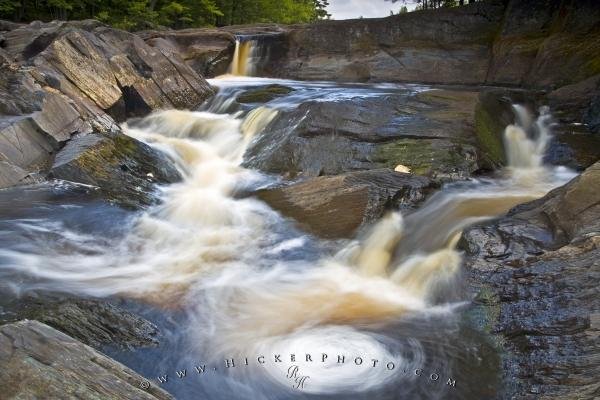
504, 104, 553, 170
0, 107, 282, 300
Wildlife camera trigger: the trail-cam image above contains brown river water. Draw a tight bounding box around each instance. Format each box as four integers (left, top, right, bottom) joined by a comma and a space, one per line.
0, 41, 577, 399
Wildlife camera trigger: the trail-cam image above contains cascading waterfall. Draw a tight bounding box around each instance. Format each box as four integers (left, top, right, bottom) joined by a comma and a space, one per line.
0, 107, 281, 300
229, 38, 259, 76
183, 103, 574, 395
0, 74, 576, 399
504, 105, 552, 170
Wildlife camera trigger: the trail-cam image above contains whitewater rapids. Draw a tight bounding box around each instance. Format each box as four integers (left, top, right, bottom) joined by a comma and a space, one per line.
0, 77, 575, 397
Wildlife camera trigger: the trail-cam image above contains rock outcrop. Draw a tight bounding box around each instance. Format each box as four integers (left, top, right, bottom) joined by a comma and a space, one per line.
141, 28, 235, 77
257, 169, 435, 238
139, 1, 600, 94
0, 320, 172, 399
49, 131, 181, 208
0, 19, 214, 191
267, 0, 600, 90
244, 88, 483, 180
0, 295, 160, 350
474, 87, 600, 171
277, 2, 504, 85
461, 161, 600, 399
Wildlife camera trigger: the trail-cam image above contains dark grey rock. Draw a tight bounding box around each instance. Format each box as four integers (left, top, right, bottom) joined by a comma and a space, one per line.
244, 89, 482, 180
584, 91, 600, 134
0, 19, 215, 191
236, 84, 293, 104
49, 131, 181, 208
0, 320, 173, 399
1, 295, 159, 350
461, 161, 600, 399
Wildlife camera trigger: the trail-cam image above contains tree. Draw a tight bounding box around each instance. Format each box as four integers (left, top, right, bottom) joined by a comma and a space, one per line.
0, 0, 329, 30
385, 0, 479, 10
313, 0, 330, 21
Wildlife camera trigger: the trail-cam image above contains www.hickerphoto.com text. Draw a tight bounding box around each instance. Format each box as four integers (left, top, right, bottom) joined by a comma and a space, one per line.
153, 353, 458, 388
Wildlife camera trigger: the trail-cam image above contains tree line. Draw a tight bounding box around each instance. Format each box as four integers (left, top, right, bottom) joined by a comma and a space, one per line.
0, 0, 331, 31
388, 0, 482, 11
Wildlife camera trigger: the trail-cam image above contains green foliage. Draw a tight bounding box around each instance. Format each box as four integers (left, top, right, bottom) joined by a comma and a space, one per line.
0, 0, 19, 14
386, 0, 481, 11
213, 0, 328, 26
0, 0, 328, 30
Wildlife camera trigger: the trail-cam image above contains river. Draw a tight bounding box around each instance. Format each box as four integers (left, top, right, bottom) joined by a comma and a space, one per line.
0, 46, 576, 399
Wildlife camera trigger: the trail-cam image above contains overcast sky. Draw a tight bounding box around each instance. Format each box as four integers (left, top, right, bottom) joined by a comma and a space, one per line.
327, 0, 412, 20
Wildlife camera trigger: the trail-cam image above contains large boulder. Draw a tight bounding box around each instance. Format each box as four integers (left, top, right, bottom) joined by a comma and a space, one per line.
256, 169, 435, 238
0, 320, 172, 399
460, 161, 600, 398
49, 131, 181, 208
244, 88, 482, 180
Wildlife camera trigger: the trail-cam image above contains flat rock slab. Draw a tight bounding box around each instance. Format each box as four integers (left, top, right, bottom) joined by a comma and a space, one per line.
244, 88, 481, 180
257, 169, 435, 238
0, 320, 172, 399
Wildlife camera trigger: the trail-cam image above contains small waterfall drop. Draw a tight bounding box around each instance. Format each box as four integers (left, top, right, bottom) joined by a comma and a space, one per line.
504, 105, 553, 169
229, 38, 258, 76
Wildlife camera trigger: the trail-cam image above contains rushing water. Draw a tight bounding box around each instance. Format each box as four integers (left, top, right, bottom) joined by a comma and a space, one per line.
229, 37, 268, 77
0, 74, 575, 399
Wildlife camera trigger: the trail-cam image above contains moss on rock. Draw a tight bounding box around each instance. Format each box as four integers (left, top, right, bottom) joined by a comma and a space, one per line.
50, 131, 181, 208
474, 102, 506, 166
236, 84, 293, 104
373, 138, 478, 179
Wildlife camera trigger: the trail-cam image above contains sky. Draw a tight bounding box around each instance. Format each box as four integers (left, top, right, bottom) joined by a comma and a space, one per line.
327, 0, 412, 20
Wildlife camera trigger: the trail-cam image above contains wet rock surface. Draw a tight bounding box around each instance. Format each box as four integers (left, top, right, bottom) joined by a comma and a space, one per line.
0, 294, 159, 350
245, 88, 482, 180
0, 19, 213, 191
49, 131, 181, 208
257, 169, 435, 238
236, 84, 293, 104
461, 161, 600, 399
271, 0, 600, 90
475, 87, 600, 171
0, 320, 172, 399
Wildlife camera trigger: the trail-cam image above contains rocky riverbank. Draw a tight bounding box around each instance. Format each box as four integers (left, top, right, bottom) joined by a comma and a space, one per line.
0, 19, 212, 194
461, 161, 600, 399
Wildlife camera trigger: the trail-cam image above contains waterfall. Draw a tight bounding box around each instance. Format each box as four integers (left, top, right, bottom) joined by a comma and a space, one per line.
504, 105, 553, 169
229, 38, 258, 76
